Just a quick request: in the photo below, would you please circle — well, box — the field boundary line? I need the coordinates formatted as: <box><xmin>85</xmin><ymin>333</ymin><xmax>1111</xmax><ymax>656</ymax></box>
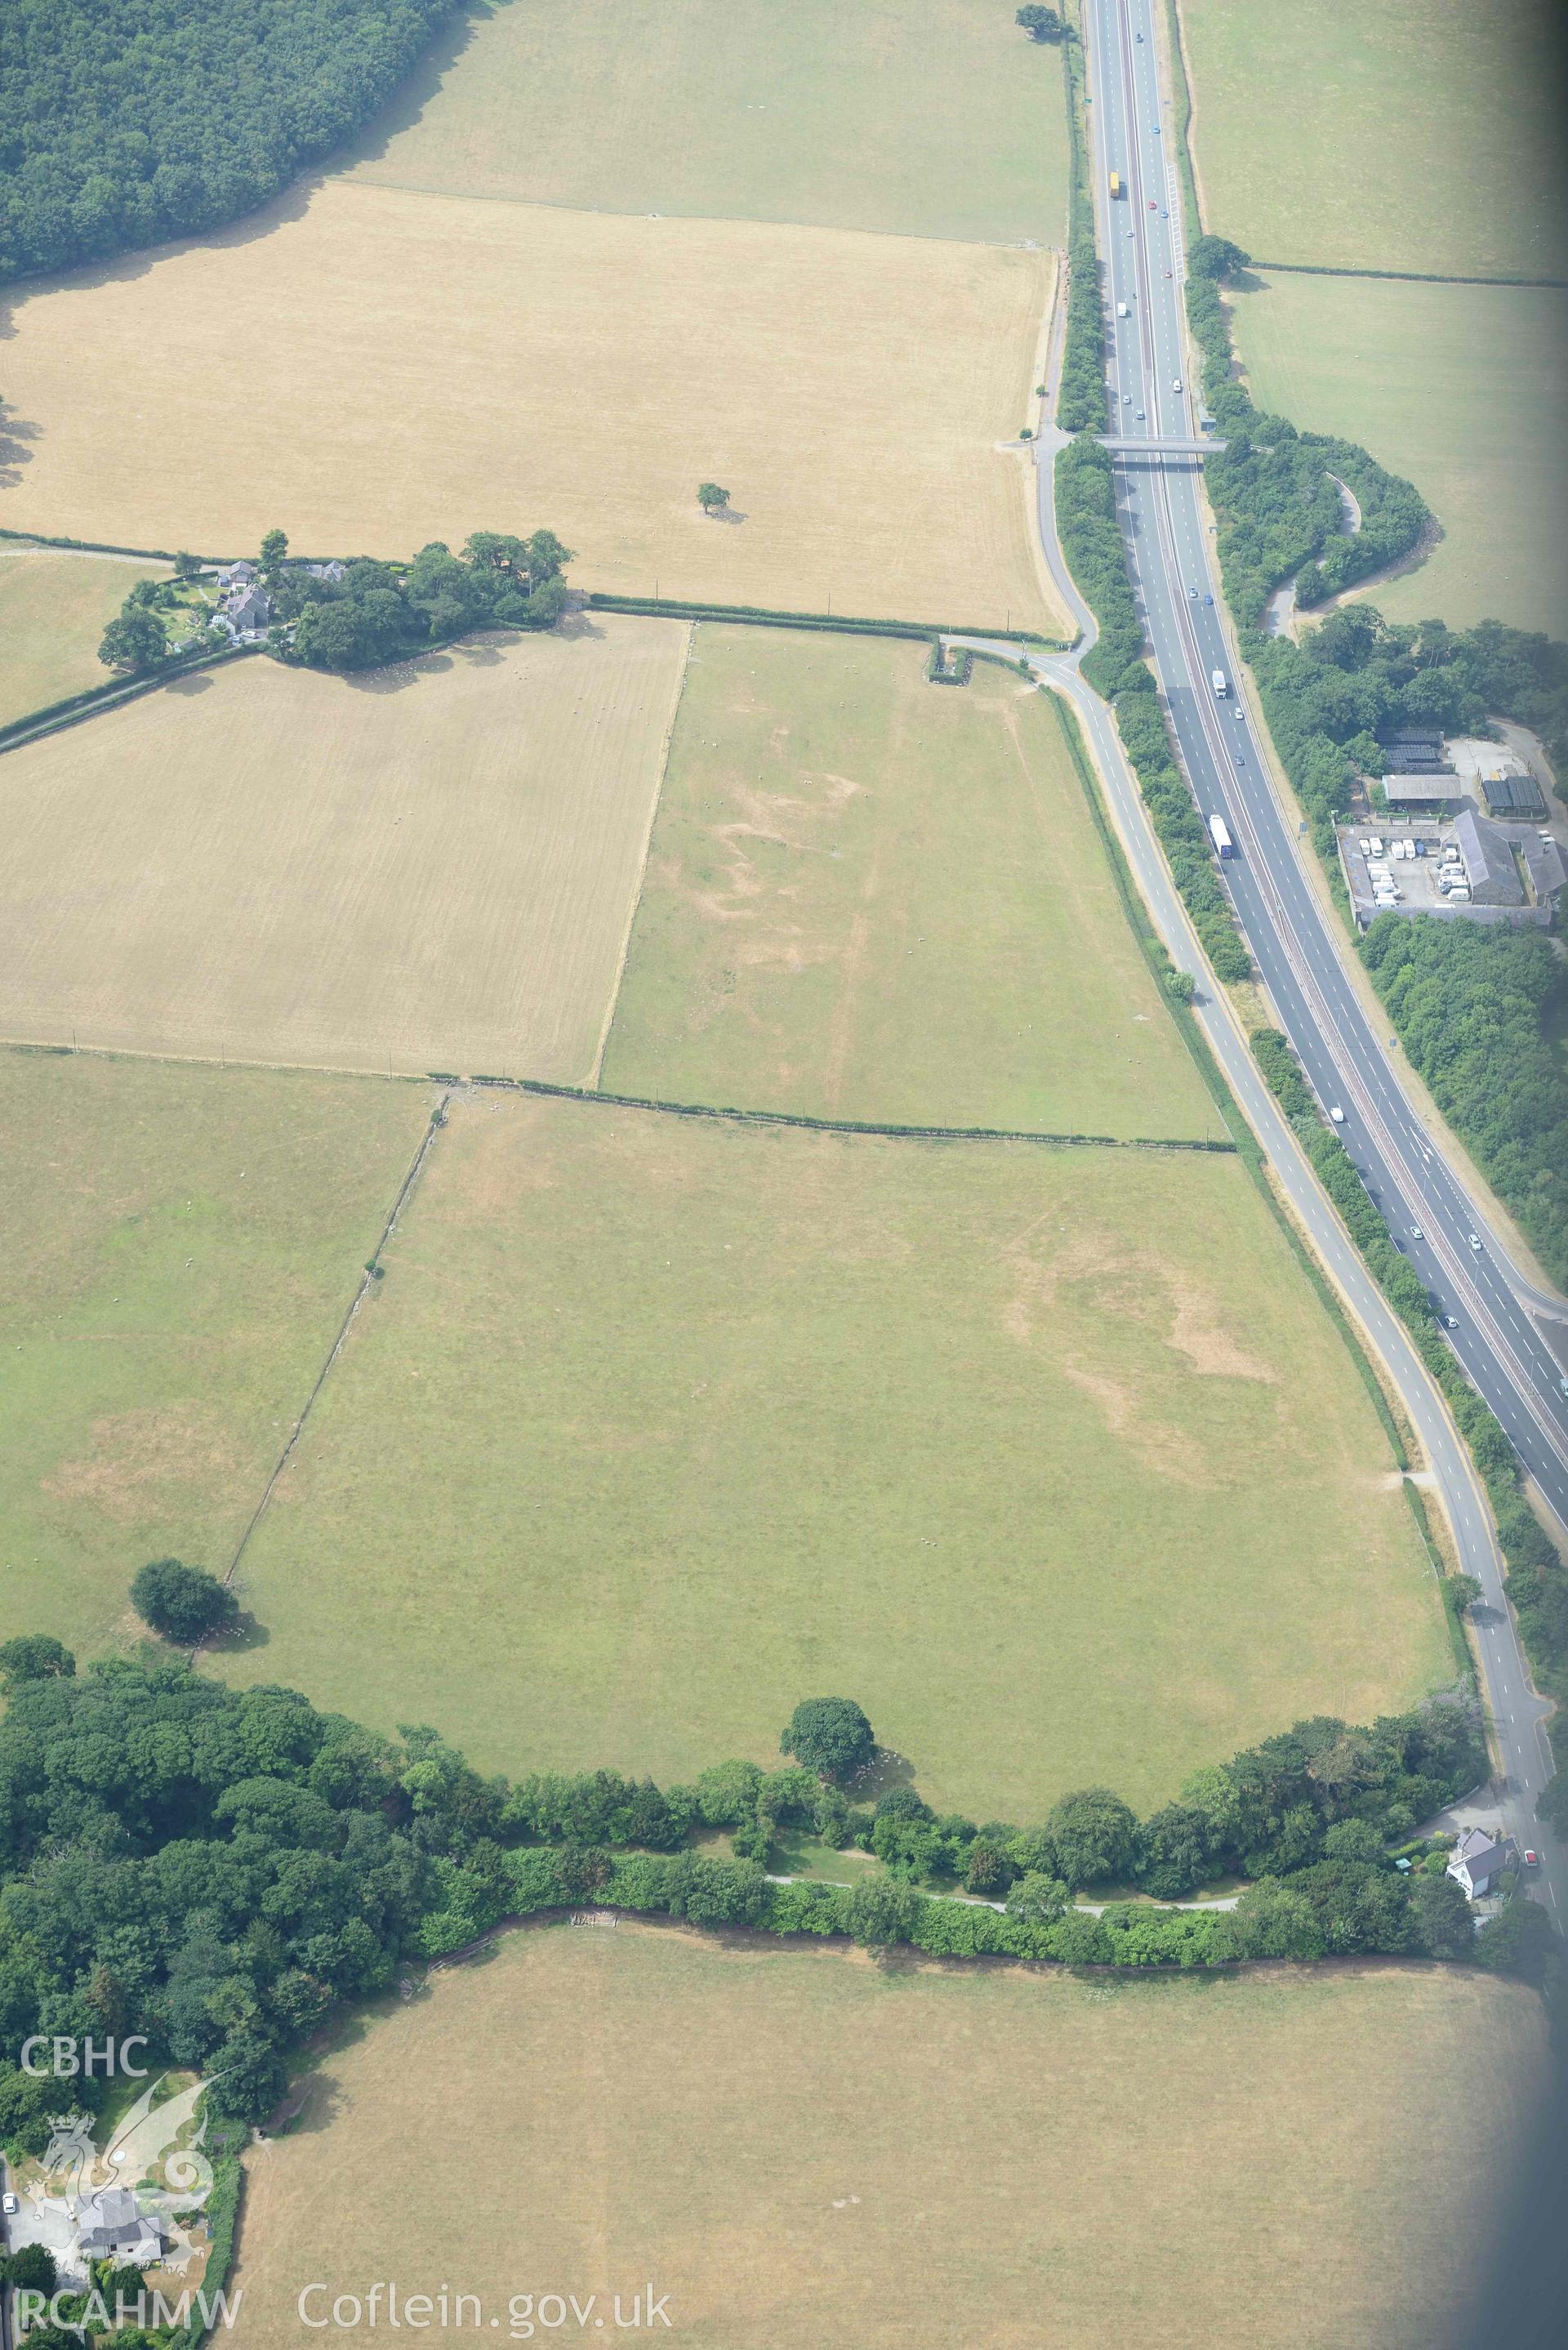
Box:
<box><xmin>586</xmin><ymin>591</ymin><xmax>1071</xmax><ymax>648</ymax></box>
<box><xmin>0</xmin><ymin>643</ymin><xmax>261</xmax><ymax>755</ymax></box>
<box><xmin>588</xmin><ymin>621</ymin><xmax>693</xmax><ymax>1089</ymax></box>
<box><xmin>461</xmin><ymin>1070</ymin><xmax>1235</xmax><ymax>1153</ymax></box>
<box><xmin>1245</xmin><ymin>259</ymin><xmax>1568</xmax><ymax>292</ymax></box>
<box><xmin>212</xmin><ymin>1088</ymin><xmax>451</xmax><ymax>1598</ymax></box>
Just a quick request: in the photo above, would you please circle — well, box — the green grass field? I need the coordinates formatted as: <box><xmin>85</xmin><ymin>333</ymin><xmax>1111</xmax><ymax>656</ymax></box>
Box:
<box><xmin>601</xmin><ymin>629</ymin><xmax>1214</xmax><ymax>1138</ymax></box>
<box><xmin>1180</xmin><ymin>0</ymin><xmax>1568</xmax><ymax>279</ymax></box>
<box><xmin>1232</xmin><ymin>274</ymin><xmax>1568</xmax><ymax>638</ymax></box>
<box><xmin>0</xmin><ymin>550</ymin><xmax>169</xmax><ymax>729</ymax></box>
<box><xmin>231</xmin><ymin>1924</ymin><xmax>1543</xmax><ymax>2350</ymax></box>
<box><xmin>348</xmin><ymin>0</ymin><xmax>1067</xmax><ymax>244</ymax></box>
<box><xmin>212</xmin><ymin>1089</ymin><xmax>1449</xmax><ymax>1822</ymax></box>
<box><xmin>0</xmin><ymin>1051</ymin><xmax>433</xmax><ymax>1665</ymax></box>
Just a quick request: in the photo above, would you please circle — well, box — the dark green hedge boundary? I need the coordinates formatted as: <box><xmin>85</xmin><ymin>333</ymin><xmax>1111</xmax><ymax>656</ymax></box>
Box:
<box><xmin>176</xmin><ymin>2145</ymin><xmax>243</xmax><ymax>2350</ymax></box>
<box><xmin>1249</xmin><ymin>260</ymin><xmax>1568</xmax><ymax>291</ymax></box>
<box><xmin>0</xmin><ymin>642</ymin><xmax>260</xmax><ymax>754</ymax></box>
<box><xmin>0</xmin><ymin>524</ymin><xmax>210</xmax><ymax>561</ymax></box>
<box><xmin>457</xmin><ymin>1070</ymin><xmax>1235</xmax><ymax>1156</ymax></box>
<box><xmin>1252</xmin><ymin>1025</ymin><xmax>1568</xmax><ymax>1703</ymax></box>
<box><xmin>1049</xmin><ymin>693</ymin><xmax>1409</xmax><ymax>1465</ymax></box>
<box><xmin>586</xmin><ymin>591</ymin><xmax>1066</xmax><ymax>649</ymax></box>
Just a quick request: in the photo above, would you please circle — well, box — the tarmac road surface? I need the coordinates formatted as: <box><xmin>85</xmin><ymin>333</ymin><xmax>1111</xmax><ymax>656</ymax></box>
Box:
<box><xmin>955</xmin><ymin>0</ymin><xmax>1565</xmax><ymax>1925</ymax></box>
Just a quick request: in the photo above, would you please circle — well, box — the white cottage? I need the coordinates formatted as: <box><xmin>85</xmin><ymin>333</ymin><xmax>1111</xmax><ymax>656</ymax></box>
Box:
<box><xmin>1446</xmin><ymin>1827</ymin><xmax>1514</xmax><ymax>1900</ymax></box>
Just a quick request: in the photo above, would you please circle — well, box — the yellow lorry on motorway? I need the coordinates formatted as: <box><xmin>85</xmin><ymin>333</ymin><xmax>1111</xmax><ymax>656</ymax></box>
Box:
<box><xmin>1109</xmin><ymin>171</ymin><xmax>1123</xmax><ymax>198</ymax></box>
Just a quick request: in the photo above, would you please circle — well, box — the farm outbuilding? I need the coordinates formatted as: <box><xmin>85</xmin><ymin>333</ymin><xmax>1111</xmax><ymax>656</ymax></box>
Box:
<box><xmin>1480</xmin><ymin>771</ymin><xmax>1546</xmax><ymax>818</ymax></box>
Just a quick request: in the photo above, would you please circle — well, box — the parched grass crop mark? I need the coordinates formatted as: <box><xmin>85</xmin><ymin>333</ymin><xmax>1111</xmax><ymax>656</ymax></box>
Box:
<box><xmin>208</xmin><ymin>1089</ymin><xmax>453</xmax><ymax>1610</ymax></box>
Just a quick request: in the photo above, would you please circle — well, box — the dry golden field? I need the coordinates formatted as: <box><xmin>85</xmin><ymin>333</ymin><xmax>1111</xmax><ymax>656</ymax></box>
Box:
<box><xmin>0</xmin><ymin>618</ymin><xmax>687</xmax><ymax>1078</ymax></box>
<box><xmin>0</xmin><ymin>548</ymin><xmax>168</xmax><ymax>726</ymax></box>
<box><xmin>229</xmin><ymin>1923</ymin><xmax>1543</xmax><ymax>2350</ymax></box>
<box><xmin>0</xmin><ymin>184</ymin><xmax>1060</xmax><ymax>632</ymax></box>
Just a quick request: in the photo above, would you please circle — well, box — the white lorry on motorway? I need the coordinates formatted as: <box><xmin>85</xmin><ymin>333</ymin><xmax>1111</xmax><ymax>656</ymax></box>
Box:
<box><xmin>1207</xmin><ymin>812</ymin><xmax>1235</xmax><ymax>859</ymax></box>
<box><xmin>1210</xmin><ymin>668</ymin><xmax>1228</xmax><ymax>697</ymax></box>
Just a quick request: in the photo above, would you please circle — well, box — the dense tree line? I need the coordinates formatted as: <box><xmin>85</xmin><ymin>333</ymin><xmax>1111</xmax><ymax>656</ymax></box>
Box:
<box><xmin>0</xmin><ymin>1</ymin><xmax>459</xmax><ymax>284</ymax></box>
<box><xmin>0</xmin><ymin>1630</ymin><xmax>1530</xmax><ymax>2147</ymax></box>
<box><xmin>1049</xmin><ymin>84</ymin><xmax>1245</xmax><ymax>988</ymax></box>
<box><xmin>1053</xmin><ymin>38</ymin><xmax>1106</xmax><ymax>435</ymax></box>
<box><xmin>1184</xmin><ymin>239</ymin><xmax>1429</xmax><ymax>627</ymax></box>
<box><xmin>1056</xmin><ymin>435</ymin><xmax>1245</xmax><ymax>976</ymax></box>
<box><xmin>1054</xmin><ymin>437</ymin><xmax>1248</xmax><ymax>981</ymax></box>
<box><xmin>1362</xmin><ymin>918</ymin><xmax>1568</xmax><ymax>1289</ymax></box>
<box><xmin>279</xmin><ymin>529</ymin><xmax>573</xmax><ymax>671</ymax></box>
<box><xmin>1056</xmin><ymin>435</ymin><xmax>1140</xmax><ymax>696</ymax></box>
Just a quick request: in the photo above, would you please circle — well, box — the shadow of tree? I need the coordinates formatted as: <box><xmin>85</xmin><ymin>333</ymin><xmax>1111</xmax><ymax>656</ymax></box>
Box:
<box><xmin>0</xmin><ymin>404</ymin><xmax>42</xmax><ymax>490</ymax></box>
<box><xmin>328</xmin><ymin>1</ymin><xmax>508</xmax><ymax>180</ymax></box>
<box><xmin>213</xmin><ymin>1609</ymin><xmax>270</xmax><ymax>1652</ymax></box>
<box><xmin>847</xmin><ymin>1746</ymin><xmax>917</xmax><ymax>1801</ymax></box>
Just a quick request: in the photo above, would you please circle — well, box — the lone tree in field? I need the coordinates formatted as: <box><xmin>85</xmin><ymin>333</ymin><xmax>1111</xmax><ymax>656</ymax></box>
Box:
<box><xmin>131</xmin><ymin>1558</ymin><xmax>240</xmax><ymax>1645</ymax></box>
<box><xmin>1015</xmin><ymin>6</ymin><xmax>1064</xmax><ymax>41</ymax></box>
<box><xmin>697</xmin><ymin>482</ymin><xmax>731</xmax><ymax>518</ymax></box>
<box><xmin>98</xmin><ymin>604</ymin><xmax>167</xmax><ymax>674</ymax></box>
<box><xmin>780</xmin><ymin>1697</ymin><xmax>874</xmax><ymax>1784</ymax></box>
<box><xmin>258</xmin><ymin>527</ymin><xmax>289</xmax><ymax>582</ymax></box>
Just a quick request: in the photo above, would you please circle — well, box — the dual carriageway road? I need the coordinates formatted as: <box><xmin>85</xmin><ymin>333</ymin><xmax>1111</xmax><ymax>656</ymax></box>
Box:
<box><xmin>960</xmin><ymin>0</ymin><xmax>1568</xmax><ymax>1920</ymax></box>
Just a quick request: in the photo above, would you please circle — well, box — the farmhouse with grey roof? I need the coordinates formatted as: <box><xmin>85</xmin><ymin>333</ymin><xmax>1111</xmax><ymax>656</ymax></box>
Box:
<box><xmin>75</xmin><ymin>2186</ymin><xmax>172</xmax><ymax>2262</ymax></box>
<box><xmin>1446</xmin><ymin>1827</ymin><xmax>1515</xmax><ymax>1900</ymax></box>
